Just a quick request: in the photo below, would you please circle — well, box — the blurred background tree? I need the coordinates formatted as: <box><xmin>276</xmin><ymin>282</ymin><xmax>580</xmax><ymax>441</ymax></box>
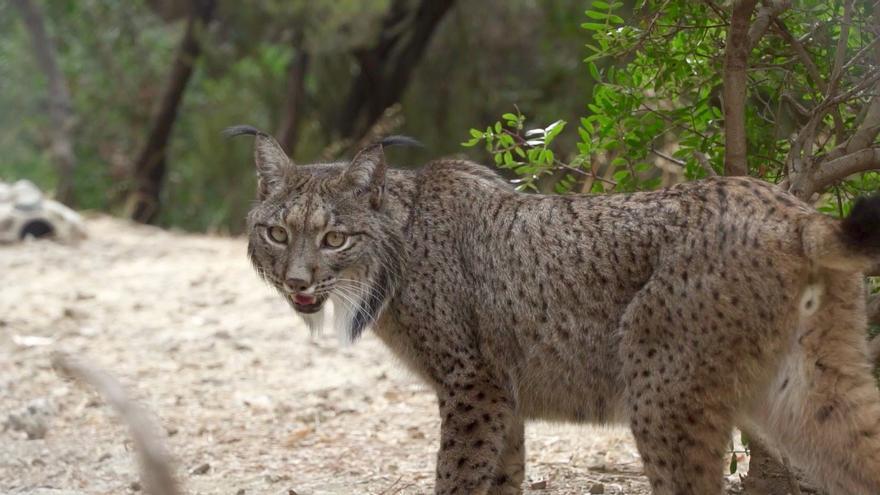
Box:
<box><xmin>0</xmin><ymin>0</ymin><xmax>593</xmax><ymax>232</ymax></box>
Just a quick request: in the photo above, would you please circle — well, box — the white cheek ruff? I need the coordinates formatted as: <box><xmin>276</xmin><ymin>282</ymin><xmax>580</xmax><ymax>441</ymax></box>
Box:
<box><xmin>328</xmin><ymin>269</ymin><xmax>390</xmax><ymax>344</ymax></box>
<box><xmin>300</xmin><ymin>310</ymin><xmax>325</xmax><ymax>337</ymax></box>
<box><xmin>330</xmin><ymin>294</ymin><xmax>360</xmax><ymax>345</ymax></box>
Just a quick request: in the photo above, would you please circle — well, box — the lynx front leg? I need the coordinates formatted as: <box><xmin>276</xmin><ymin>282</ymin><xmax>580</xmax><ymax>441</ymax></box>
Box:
<box><xmin>435</xmin><ymin>382</ymin><xmax>515</xmax><ymax>495</ymax></box>
<box><xmin>488</xmin><ymin>416</ymin><xmax>525</xmax><ymax>495</ymax></box>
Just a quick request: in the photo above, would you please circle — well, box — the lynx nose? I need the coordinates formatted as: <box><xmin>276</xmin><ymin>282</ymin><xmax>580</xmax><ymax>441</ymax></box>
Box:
<box><xmin>285</xmin><ymin>277</ymin><xmax>311</xmax><ymax>293</ymax></box>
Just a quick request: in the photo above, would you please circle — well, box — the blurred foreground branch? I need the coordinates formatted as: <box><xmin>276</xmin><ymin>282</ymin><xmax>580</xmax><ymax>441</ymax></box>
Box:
<box><xmin>52</xmin><ymin>352</ymin><xmax>181</xmax><ymax>495</ymax></box>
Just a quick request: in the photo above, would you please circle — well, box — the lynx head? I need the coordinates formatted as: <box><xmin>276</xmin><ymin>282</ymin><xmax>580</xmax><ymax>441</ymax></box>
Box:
<box><xmin>227</xmin><ymin>126</ymin><xmax>405</xmax><ymax>342</ymax></box>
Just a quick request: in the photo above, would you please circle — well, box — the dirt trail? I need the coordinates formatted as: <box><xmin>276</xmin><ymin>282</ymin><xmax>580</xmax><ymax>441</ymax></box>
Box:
<box><xmin>0</xmin><ymin>216</ymin><xmax>742</xmax><ymax>494</ymax></box>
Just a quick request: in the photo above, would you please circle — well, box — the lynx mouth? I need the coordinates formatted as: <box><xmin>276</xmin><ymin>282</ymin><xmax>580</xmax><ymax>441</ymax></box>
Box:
<box><xmin>290</xmin><ymin>293</ymin><xmax>327</xmax><ymax>314</ymax></box>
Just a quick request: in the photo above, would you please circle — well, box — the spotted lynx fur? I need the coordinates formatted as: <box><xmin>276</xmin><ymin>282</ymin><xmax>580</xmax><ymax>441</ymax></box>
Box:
<box><xmin>229</xmin><ymin>125</ymin><xmax>880</xmax><ymax>495</ymax></box>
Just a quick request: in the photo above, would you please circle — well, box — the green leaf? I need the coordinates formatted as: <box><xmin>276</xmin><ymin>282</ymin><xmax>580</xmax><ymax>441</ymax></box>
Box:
<box><xmin>588</xmin><ymin>62</ymin><xmax>601</xmax><ymax>81</ymax></box>
<box><xmin>545</xmin><ymin>120</ymin><xmax>567</xmax><ymax>140</ymax></box>
<box><xmin>581</xmin><ymin>22</ymin><xmax>608</xmax><ymax>31</ymax></box>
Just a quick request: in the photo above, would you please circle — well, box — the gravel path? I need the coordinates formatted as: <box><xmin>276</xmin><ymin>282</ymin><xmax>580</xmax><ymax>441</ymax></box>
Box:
<box><xmin>0</xmin><ymin>216</ymin><xmax>745</xmax><ymax>494</ymax></box>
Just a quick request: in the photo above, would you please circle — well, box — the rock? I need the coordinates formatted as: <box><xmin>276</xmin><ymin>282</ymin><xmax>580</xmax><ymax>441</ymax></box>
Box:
<box><xmin>530</xmin><ymin>479</ymin><xmax>548</xmax><ymax>489</ymax></box>
<box><xmin>129</xmin><ymin>480</ymin><xmax>142</xmax><ymax>491</ymax></box>
<box><xmin>191</xmin><ymin>462</ymin><xmax>211</xmax><ymax>475</ymax></box>
<box><xmin>589</xmin><ymin>481</ymin><xmax>606</xmax><ymax>494</ymax></box>
<box><xmin>4</xmin><ymin>398</ymin><xmax>53</xmax><ymax>440</ymax></box>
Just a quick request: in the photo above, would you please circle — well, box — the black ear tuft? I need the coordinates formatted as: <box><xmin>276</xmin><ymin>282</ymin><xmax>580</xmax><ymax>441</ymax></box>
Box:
<box><xmin>222</xmin><ymin>125</ymin><xmax>267</xmax><ymax>139</ymax></box>
<box><xmin>379</xmin><ymin>135</ymin><xmax>423</xmax><ymax>149</ymax></box>
<box><xmin>841</xmin><ymin>195</ymin><xmax>880</xmax><ymax>251</ymax></box>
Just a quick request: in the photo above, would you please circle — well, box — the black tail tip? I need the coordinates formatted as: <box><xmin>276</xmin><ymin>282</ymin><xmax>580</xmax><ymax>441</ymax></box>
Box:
<box><xmin>841</xmin><ymin>195</ymin><xmax>880</xmax><ymax>250</ymax></box>
<box><xmin>222</xmin><ymin>125</ymin><xmax>268</xmax><ymax>139</ymax></box>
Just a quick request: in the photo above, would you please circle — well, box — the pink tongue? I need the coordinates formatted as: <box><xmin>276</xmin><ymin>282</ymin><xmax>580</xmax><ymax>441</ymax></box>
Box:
<box><xmin>294</xmin><ymin>294</ymin><xmax>316</xmax><ymax>305</ymax></box>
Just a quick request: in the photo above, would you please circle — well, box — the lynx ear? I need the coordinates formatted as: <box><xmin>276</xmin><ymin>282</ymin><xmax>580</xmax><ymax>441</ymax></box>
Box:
<box><xmin>223</xmin><ymin>125</ymin><xmax>293</xmax><ymax>198</ymax></box>
<box><xmin>341</xmin><ymin>143</ymin><xmax>385</xmax><ymax>209</ymax></box>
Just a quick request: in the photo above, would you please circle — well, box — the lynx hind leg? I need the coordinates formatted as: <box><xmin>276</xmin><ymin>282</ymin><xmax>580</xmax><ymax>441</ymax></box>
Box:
<box><xmin>620</xmin><ymin>280</ymin><xmax>737</xmax><ymax>495</ymax></box>
<box><xmin>749</xmin><ymin>273</ymin><xmax>880</xmax><ymax>495</ymax></box>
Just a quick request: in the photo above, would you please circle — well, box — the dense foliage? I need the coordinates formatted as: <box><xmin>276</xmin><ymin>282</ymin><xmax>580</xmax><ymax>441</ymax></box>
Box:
<box><xmin>466</xmin><ymin>0</ymin><xmax>880</xmax><ymax>218</ymax></box>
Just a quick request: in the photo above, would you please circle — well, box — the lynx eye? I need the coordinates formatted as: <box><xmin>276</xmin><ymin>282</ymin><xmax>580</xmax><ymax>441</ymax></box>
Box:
<box><xmin>323</xmin><ymin>231</ymin><xmax>347</xmax><ymax>249</ymax></box>
<box><xmin>267</xmin><ymin>226</ymin><xmax>288</xmax><ymax>244</ymax></box>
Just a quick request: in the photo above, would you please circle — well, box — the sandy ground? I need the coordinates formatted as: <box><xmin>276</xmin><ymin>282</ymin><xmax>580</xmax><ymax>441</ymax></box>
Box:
<box><xmin>0</xmin><ymin>216</ymin><xmax>746</xmax><ymax>494</ymax></box>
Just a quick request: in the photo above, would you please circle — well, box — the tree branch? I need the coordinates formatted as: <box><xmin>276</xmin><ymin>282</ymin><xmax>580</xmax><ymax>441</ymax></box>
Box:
<box><xmin>809</xmin><ymin>147</ymin><xmax>880</xmax><ymax>194</ymax></box>
<box><xmin>723</xmin><ymin>0</ymin><xmax>759</xmax><ymax>176</ymax></box>
<box><xmin>773</xmin><ymin>18</ymin><xmax>824</xmax><ymax>91</ymax></box>
<box><xmin>275</xmin><ymin>33</ymin><xmax>310</xmax><ymax>156</ymax></box>
<box><xmin>748</xmin><ymin>0</ymin><xmax>790</xmax><ymax>50</ymax></box>
<box><xmin>828</xmin><ymin>0</ymin><xmax>855</xmax><ymax>98</ymax></box>
<box><xmin>126</xmin><ymin>0</ymin><xmax>215</xmax><ymax>223</ymax></box>
<box><xmin>335</xmin><ymin>0</ymin><xmax>456</xmax><ymax>144</ymax></box>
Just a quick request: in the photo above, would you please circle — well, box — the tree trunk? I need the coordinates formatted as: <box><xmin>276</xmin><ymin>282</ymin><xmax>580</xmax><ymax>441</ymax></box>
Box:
<box><xmin>126</xmin><ymin>0</ymin><xmax>215</xmax><ymax>224</ymax></box>
<box><xmin>12</xmin><ymin>0</ymin><xmax>77</xmax><ymax>206</ymax></box>
<box><xmin>722</xmin><ymin>0</ymin><xmax>758</xmax><ymax>176</ymax></box>
<box><xmin>275</xmin><ymin>35</ymin><xmax>310</xmax><ymax>156</ymax></box>
<box><xmin>334</xmin><ymin>0</ymin><xmax>456</xmax><ymax>147</ymax></box>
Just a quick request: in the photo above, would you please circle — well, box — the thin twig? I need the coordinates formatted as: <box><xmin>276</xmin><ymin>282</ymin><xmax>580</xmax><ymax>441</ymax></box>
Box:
<box><xmin>650</xmin><ymin>148</ymin><xmax>686</xmax><ymax>166</ymax></box>
<box><xmin>555</xmin><ymin>161</ymin><xmax>618</xmax><ymax>186</ymax></box>
<box><xmin>694</xmin><ymin>151</ymin><xmax>719</xmax><ymax>176</ymax></box>
<box><xmin>748</xmin><ymin>0</ymin><xmax>791</xmax><ymax>49</ymax></box>
<box><xmin>772</xmin><ymin>18</ymin><xmax>825</xmax><ymax>91</ymax></box>
<box><xmin>828</xmin><ymin>0</ymin><xmax>856</xmax><ymax>98</ymax></box>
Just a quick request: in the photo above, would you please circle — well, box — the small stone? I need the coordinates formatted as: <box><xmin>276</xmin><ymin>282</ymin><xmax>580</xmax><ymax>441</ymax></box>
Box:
<box><xmin>235</xmin><ymin>490</ymin><xmax>245</xmax><ymax>495</ymax></box>
<box><xmin>130</xmin><ymin>480</ymin><xmax>142</xmax><ymax>491</ymax></box>
<box><xmin>98</xmin><ymin>452</ymin><xmax>112</xmax><ymax>462</ymax></box>
<box><xmin>5</xmin><ymin>398</ymin><xmax>53</xmax><ymax>439</ymax></box>
<box><xmin>191</xmin><ymin>462</ymin><xmax>211</xmax><ymax>475</ymax></box>
<box><xmin>530</xmin><ymin>479</ymin><xmax>548</xmax><ymax>489</ymax></box>
<box><xmin>589</xmin><ymin>482</ymin><xmax>605</xmax><ymax>494</ymax></box>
